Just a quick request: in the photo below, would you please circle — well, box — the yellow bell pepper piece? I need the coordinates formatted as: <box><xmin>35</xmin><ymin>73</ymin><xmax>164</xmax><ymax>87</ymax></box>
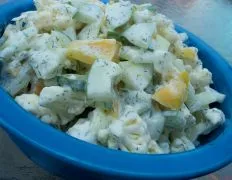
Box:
<box><xmin>178</xmin><ymin>71</ymin><xmax>189</xmax><ymax>85</ymax></box>
<box><xmin>152</xmin><ymin>71</ymin><xmax>189</xmax><ymax>110</ymax></box>
<box><xmin>180</xmin><ymin>47</ymin><xmax>197</xmax><ymax>61</ymax></box>
<box><xmin>66</xmin><ymin>39</ymin><xmax>120</xmax><ymax>64</ymax></box>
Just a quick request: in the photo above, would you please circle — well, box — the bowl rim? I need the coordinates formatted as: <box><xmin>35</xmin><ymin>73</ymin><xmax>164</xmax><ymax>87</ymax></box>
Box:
<box><xmin>0</xmin><ymin>0</ymin><xmax>232</xmax><ymax>179</ymax></box>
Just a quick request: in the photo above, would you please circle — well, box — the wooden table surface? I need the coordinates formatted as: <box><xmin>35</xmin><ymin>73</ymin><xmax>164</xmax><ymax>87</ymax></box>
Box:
<box><xmin>0</xmin><ymin>0</ymin><xmax>232</xmax><ymax>179</ymax></box>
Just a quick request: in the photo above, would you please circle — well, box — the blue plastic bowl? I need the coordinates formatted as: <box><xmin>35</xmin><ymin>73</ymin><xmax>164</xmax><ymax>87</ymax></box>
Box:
<box><xmin>0</xmin><ymin>0</ymin><xmax>232</xmax><ymax>179</ymax></box>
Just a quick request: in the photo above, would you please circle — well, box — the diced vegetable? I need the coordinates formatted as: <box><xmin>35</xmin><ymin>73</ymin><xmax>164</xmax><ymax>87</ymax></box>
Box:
<box><xmin>149</xmin><ymin>35</ymin><xmax>170</xmax><ymax>51</ymax></box>
<box><xmin>56</xmin><ymin>74</ymin><xmax>87</xmax><ymax>91</ymax></box>
<box><xmin>158</xmin><ymin>131</ymin><xmax>171</xmax><ymax>153</ymax></box>
<box><xmin>68</xmin><ymin>108</ymin><xmax>113</xmax><ymax>144</ymax></box>
<box><xmin>171</xmin><ymin>135</ymin><xmax>195</xmax><ymax>153</ymax></box>
<box><xmin>34</xmin><ymin>2</ymin><xmax>77</xmax><ymax>31</ymax></box>
<box><xmin>152</xmin><ymin>75</ymin><xmax>188</xmax><ymax>110</ymax></box>
<box><xmin>180</xmin><ymin>47</ymin><xmax>197</xmax><ymax>62</ymax></box>
<box><xmin>49</xmin><ymin>31</ymin><xmax>72</xmax><ymax>48</ymax></box>
<box><xmin>186</xmin><ymin>86</ymin><xmax>225</xmax><ymax>113</ymax></box>
<box><xmin>0</xmin><ymin>63</ymin><xmax>33</xmax><ymax>96</ymax></box>
<box><xmin>105</xmin><ymin>1</ymin><xmax>133</xmax><ymax>30</ymax></box>
<box><xmin>29</xmin><ymin>49</ymin><xmax>65</xmax><ymax>79</ymax></box>
<box><xmin>142</xmin><ymin>110</ymin><xmax>165</xmax><ymax>140</ymax></box>
<box><xmin>73</xmin><ymin>3</ymin><xmax>103</xmax><ymax>24</ymax></box>
<box><xmin>202</xmin><ymin>108</ymin><xmax>225</xmax><ymax>134</ymax></box>
<box><xmin>77</xmin><ymin>7</ymin><xmax>104</xmax><ymax>41</ymax></box>
<box><xmin>107</xmin><ymin>31</ymin><xmax>132</xmax><ymax>45</ymax></box>
<box><xmin>39</xmin><ymin>86</ymin><xmax>86</xmax><ymax>125</ymax></box>
<box><xmin>121</xmin><ymin>90</ymin><xmax>152</xmax><ymax>114</ymax></box>
<box><xmin>30</xmin><ymin>33</ymin><xmax>51</xmax><ymax>50</ymax></box>
<box><xmin>163</xmin><ymin>104</ymin><xmax>196</xmax><ymax>130</ymax></box>
<box><xmin>120</xmin><ymin>47</ymin><xmax>175</xmax><ymax>76</ymax></box>
<box><xmin>15</xmin><ymin>94</ymin><xmax>58</xmax><ymax>124</ymax></box>
<box><xmin>186</xmin><ymin>108</ymin><xmax>225</xmax><ymax>142</ymax></box>
<box><xmin>66</xmin><ymin>39</ymin><xmax>120</xmax><ymax>64</ymax></box>
<box><xmin>190</xmin><ymin>66</ymin><xmax>212</xmax><ymax>89</ymax></box>
<box><xmin>0</xmin><ymin>25</ymin><xmax>37</xmax><ymax>60</ymax></box>
<box><xmin>160</xmin><ymin>26</ymin><xmax>180</xmax><ymax>43</ymax></box>
<box><xmin>119</xmin><ymin>61</ymin><xmax>153</xmax><ymax>90</ymax></box>
<box><xmin>77</xmin><ymin>21</ymin><xmax>101</xmax><ymax>40</ymax></box>
<box><xmin>87</xmin><ymin>59</ymin><xmax>122</xmax><ymax>102</ymax></box>
<box><xmin>107</xmin><ymin>106</ymin><xmax>161</xmax><ymax>153</ymax></box>
<box><xmin>122</xmin><ymin>23</ymin><xmax>156</xmax><ymax>49</ymax></box>
<box><xmin>62</xmin><ymin>26</ymin><xmax>77</xmax><ymax>41</ymax></box>
<box><xmin>152</xmin><ymin>51</ymin><xmax>175</xmax><ymax>75</ymax></box>
<box><xmin>133</xmin><ymin>8</ymin><xmax>153</xmax><ymax>24</ymax></box>
<box><xmin>120</xmin><ymin>46</ymin><xmax>154</xmax><ymax>63</ymax></box>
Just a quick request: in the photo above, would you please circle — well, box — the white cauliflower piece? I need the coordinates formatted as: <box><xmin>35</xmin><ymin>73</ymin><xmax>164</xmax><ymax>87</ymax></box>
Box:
<box><xmin>187</xmin><ymin>87</ymin><xmax>225</xmax><ymax>113</ymax></box>
<box><xmin>186</xmin><ymin>108</ymin><xmax>225</xmax><ymax>142</ymax></box>
<box><xmin>34</xmin><ymin>1</ymin><xmax>77</xmax><ymax>31</ymax></box>
<box><xmin>106</xmin><ymin>106</ymin><xmax>162</xmax><ymax>154</ymax></box>
<box><xmin>15</xmin><ymin>94</ymin><xmax>58</xmax><ymax>124</ymax></box>
<box><xmin>170</xmin><ymin>135</ymin><xmax>195</xmax><ymax>153</ymax></box>
<box><xmin>190</xmin><ymin>66</ymin><xmax>212</xmax><ymax>89</ymax></box>
<box><xmin>133</xmin><ymin>7</ymin><xmax>154</xmax><ymax>23</ymax></box>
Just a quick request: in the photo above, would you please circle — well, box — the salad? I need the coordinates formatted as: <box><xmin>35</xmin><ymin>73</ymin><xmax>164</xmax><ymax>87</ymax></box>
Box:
<box><xmin>0</xmin><ymin>0</ymin><xmax>226</xmax><ymax>154</ymax></box>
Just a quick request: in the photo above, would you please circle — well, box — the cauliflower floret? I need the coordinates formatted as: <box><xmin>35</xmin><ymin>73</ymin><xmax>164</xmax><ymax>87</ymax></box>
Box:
<box><xmin>34</xmin><ymin>0</ymin><xmax>77</xmax><ymax>31</ymax></box>
<box><xmin>39</xmin><ymin>86</ymin><xmax>86</xmax><ymax>125</ymax></box>
<box><xmin>171</xmin><ymin>136</ymin><xmax>195</xmax><ymax>153</ymax></box>
<box><xmin>104</xmin><ymin>106</ymin><xmax>162</xmax><ymax>154</ymax></box>
<box><xmin>203</xmin><ymin>108</ymin><xmax>225</xmax><ymax>129</ymax></box>
<box><xmin>170</xmin><ymin>132</ymin><xmax>195</xmax><ymax>153</ymax></box>
<box><xmin>190</xmin><ymin>66</ymin><xmax>212</xmax><ymax>89</ymax></box>
<box><xmin>133</xmin><ymin>4</ymin><xmax>155</xmax><ymax>24</ymax></box>
<box><xmin>186</xmin><ymin>108</ymin><xmax>225</xmax><ymax>142</ymax></box>
<box><xmin>151</xmin><ymin>14</ymin><xmax>172</xmax><ymax>31</ymax></box>
<box><xmin>15</xmin><ymin>94</ymin><xmax>58</xmax><ymax>124</ymax></box>
<box><xmin>186</xmin><ymin>86</ymin><xmax>225</xmax><ymax>113</ymax></box>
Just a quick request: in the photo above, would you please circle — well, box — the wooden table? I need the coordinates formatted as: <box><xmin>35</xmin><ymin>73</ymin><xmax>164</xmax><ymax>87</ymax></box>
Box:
<box><xmin>1</xmin><ymin>0</ymin><xmax>232</xmax><ymax>179</ymax></box>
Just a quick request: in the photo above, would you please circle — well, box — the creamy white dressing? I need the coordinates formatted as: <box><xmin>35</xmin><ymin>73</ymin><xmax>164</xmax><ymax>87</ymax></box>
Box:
<box><xmin>0</xmin><ymin>0</ymin><xmax>226</xmax><ymax>154</ymax></box>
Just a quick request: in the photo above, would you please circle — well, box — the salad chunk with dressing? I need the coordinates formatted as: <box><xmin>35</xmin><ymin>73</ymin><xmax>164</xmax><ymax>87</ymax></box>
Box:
<box><xmin>0</xmin><ymin>0</ymin><xmax>226</xmax><ymax>154</ymax></box>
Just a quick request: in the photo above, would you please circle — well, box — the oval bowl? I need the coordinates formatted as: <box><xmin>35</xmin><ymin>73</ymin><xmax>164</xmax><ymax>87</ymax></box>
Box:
<box><xmin>0</xmin><ymin>0</ymin><xmax>232</xmax><ymax>179</ymax></box>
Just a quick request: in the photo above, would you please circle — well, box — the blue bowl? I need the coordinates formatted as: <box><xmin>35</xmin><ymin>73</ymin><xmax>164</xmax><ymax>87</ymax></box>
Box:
<box><xmin>0</xmin><ymin>0</ymin><xmax>232</xmax><ymax>179</ymax></box>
